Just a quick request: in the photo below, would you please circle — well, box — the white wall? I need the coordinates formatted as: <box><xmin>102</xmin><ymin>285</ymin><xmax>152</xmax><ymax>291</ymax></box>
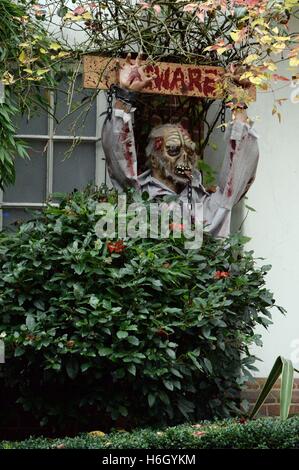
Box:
<box><xmin>205</xmin><ymin>48</ymin><xmax>299</xmax><ymax>377</ymax></box>
<box><xmin>243</xmin><ymin>72</ymin><xmax>299</xmax><ymax>377</ymax></box>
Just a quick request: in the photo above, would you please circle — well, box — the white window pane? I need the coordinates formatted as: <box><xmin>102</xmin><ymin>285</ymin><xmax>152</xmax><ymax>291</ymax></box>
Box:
<box><xmin>15</xmin><ymin>102</ymin><xmax>48</xmax><ymax>135</ymax></box>
<box><xmin>3</xmin><ymin>141</ymin><xmax>47</xmax><ymax>203</ymax></box>
<box><xmin>53</xmin><ymin>142</ymin><xmax>95</xmax><ymax>193</ymax></box>
<box><xmin>54</xmin><ymin>76</ymin><xmax>96</xmax><ymax>137</ymax></box>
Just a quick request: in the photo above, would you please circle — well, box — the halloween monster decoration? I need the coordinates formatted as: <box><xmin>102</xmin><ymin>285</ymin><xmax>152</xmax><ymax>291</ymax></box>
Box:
<box><xmin>102</xmin><ymin>55</ymin><xmax>259</xmax><ymax>237</ymax></box>
<box><xmin>146</xmin><ymin>124</ymin><xmax>197</xmax><ymax>192</ymax></box>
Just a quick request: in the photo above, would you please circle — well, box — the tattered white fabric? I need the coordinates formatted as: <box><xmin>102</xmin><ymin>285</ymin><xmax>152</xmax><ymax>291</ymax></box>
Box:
<box><xmin>102</xmin><ymin>107</ymin><xmax>259</xmax><ymax>238</ymax></box>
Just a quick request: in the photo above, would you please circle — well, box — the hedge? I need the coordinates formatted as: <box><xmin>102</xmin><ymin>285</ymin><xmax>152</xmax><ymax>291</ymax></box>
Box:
<box><xmin>1</xmin><ymin>418</ymin><xmax>299</xmax><ymax>449</ymax></box>
<box><xmin>0</xmin><ymin>186</ymin><xmax>282</xmax><ymax>432</ymax></box>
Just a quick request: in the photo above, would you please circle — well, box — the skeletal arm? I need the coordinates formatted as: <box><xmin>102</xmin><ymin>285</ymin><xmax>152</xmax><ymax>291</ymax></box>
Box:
<box><xmin>101</xmin><ymin>101</ymin><xmax>139</xmax><ymax>191</ymax></box>
<box><xmin>203</xmin><ymin>110</ymin><xmax>259</xmax><ymax>237</ymax></box>
<box><xmin>101</xmin><ymin>54</ymin><xmax>154</xmax><ymax>191</ymax></box>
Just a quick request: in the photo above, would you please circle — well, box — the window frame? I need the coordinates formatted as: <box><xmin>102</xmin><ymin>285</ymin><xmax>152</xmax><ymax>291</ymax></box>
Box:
<box><xmin>0</xmin><ymin>91</ymin><xmax>108</xmax><ymax>230</ymax></box>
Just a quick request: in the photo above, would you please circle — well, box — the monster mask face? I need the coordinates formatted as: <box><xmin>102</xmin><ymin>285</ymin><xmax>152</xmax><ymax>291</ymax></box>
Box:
<box><xmin>146</xmin><ymin>124</ymin><xmax>198</xmax><ymax>190</ymax></box>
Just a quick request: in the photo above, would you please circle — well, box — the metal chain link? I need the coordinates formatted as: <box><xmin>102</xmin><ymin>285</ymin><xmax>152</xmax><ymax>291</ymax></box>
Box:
<box><xmin>187</xmin><ymin>181</ymin><xmax>193</xmax><ymax>211</ymax></box>
<box><xmin>107</xmin><ymin>84</ymin><xmax>116</xmax><ymax>120</ymax></box>
<box><xmin>220</xmin><ymin>101</ymin><xmax>226</xmax><ymax>133</ymax></box>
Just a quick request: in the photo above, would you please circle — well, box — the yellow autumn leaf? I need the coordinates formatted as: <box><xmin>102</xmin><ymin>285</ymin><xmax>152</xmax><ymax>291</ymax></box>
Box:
<box><xmin>240</xmin><ymin>72</ymin><xmax>253</xmax><ymax>80</ymax></box>
<box><xmin>272</xmin><ymin>42</ymin><xmax>286</xmax><ymax>53</ymax></box>
<box><xmin>252</xmin><ymin>18</ymin><xmax>266</xmax><ymax>27</ymax></box>
<box><xmin>23</xmin><ymin>68</ymin><xmax>33</xmax><ymax>74</ymax></box>
<box><xmin>39</xmin><ymin>48</ymin><xmax>47</xmax><ymax>54</ymax></box>
<box><xmin>18</xmin><ymin>50</ymin><xmax>27</xmax><ymax>64</ymax></box>
<box><xmin>50</xmin><ymin>43</ymin><xmax>61</xmax><ymax>51</ymax></box>
<box><xmin>272</xmin><ymin>27</ymin><xmax>279</xmax><ymax>34</ymax></box>
<box><xmin>263</xmin><ymin>61</ymin><xmax>277</xmax><ymax>72</ymax></box>
<box><xmin>285</xmin><ymin>0</ymin><xmax>299</xmax><ymax>8</ymax></box>
<box><xmin>28</xmin><ymin>57</ymin><xmax>38</xmax><ymax>64</ymax></box>
<box><xmin>230</xmin><ymin>31</ymin><xmax>238</xmax><ymax>41</ymax></box>
<box><xmin>249</xmin><ymin>76</ymin><xmax>266</xmax><ymax>85</ymax></box>
<box><xmin>82</xmin><ymin>12</ymin><xmax>92</xmax><ymax>20</ymax></box>
<box><xmin>230</xmin><ymin>31</ymin><xmax>242</xmax><ymax>42</ymax></box>
<box><xmin>243</xmin><ymin>54</ymin><xmax>259</xmax><ymax>65</ymax></box>
<box><xmin>88</xmin><ymin>431</ymin><xmax>105</xmax><ymax>438</ymax></box>
<box><xmin>36</xmin><ymin>69</ymin><xmax>50</xmax><ymax>76</ymax></box>
<box><xmin>26</xmin><ymin>77</ymin><xmax>42</xmax><ymax>81</ymax></box>
<box><xmin>259</xmin><ymin>82</ymin><xmax>270</xmax><ymax>91</ymax></box>
<box><xmin>2</xmin><ymin>72</ymin><xmax>15</xmax><ymax>84</ymax></box>
<box><xmin>260</xmin><ymin>35</ymin><xmax>273</xmax><ymax>45</ymax></box>
<box><xmin>290</xmin><ymin>57</ymin><xmax>299</xmax><ymax>67</ymax></box>
<box><xmin>63</xmin><ymin>12</ymin><xmax>75</xmax><ymax>20</ymax></box>
<box><xmin>274</xmin><ymin>36</ymin><xmax>290</xmax><ymax>42</ymax></box>
<box><xmin>57</xmin><ymin>51</ymin><xmax>71</xmax><ymax>58</ymax></box>
<box><xmin>217</xmin><ymin>47</ymin><xmax>228</xmax><ymax>55</ymax></box>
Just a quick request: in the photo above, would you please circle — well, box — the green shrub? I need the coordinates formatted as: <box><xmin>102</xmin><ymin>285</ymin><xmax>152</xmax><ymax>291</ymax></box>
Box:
<box><xmin>0</xmin><ymin>187</ymin><xmax>283</xmax><ymax>432</ymax></box>
<box><xmin>2</xmin><ymin>418</ymin><xmax>299</xmax><ymax>449</ymax></box>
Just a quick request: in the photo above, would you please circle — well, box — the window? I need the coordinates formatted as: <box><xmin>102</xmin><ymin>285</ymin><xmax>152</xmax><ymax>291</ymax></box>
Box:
<box><xmin>0</xmin><ymin>81</ymin><xmax>109</xmax><ymax>230</ymax></box>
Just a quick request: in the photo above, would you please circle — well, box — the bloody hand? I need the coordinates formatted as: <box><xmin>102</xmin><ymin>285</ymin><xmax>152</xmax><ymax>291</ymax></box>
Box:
<box><xmin>118</xmin><ymin>53</ymin><xmax>155</xmax><ymax>92</ymax></box>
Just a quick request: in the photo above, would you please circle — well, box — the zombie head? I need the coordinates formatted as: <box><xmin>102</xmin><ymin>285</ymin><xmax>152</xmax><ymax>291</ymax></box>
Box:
<box><xmin>145</xmin><ymin>124</ymin><xmax>198</xmax><ymax>189</ymax></box>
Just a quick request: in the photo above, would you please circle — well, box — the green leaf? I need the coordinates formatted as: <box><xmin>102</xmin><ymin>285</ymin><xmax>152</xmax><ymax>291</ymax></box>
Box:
<box><xmin>33</xmin><ymin>299</ymin><xmax>45</xmax><ymax>311</ymax></box>
<box><xmin>25</xmin><ymin>314</ymin><xmax>36</xmax><ymax>331</ymax></box>
<box><xmin>202</xmin><ymin>326</ymin><xmax>212</xmax><ymax>339</ymax></box>
<box><xmin>119</xmin><ymin>405</ymin><xmax>128</xmax><ymax>417</ymax></box>
<box><xmin>187</xmin><ymin>352</ymin><xmax>202</xmax><ymax>371</ymax></box>
<box><xmin>66</xmin><ymin>357</ymin><xmax>79</xmax><ymax>380</ymax></box>
<box><xmin>127</xmin><ymin>336</ymin><xmax>139</xmax><ymax>346</ymax></box>
<box><xmin>73</xmin><ymin>283</ymin><xmax>84</xmax><ymax>300</ymax></box>
<box><xmin>280</xmin><ymin>357</ymin><xmax>294</xmax><ymax>420</ymax></box>
<box><xmin>14</xmin><ymin>347</ymin><xmax>24</xmax><ymax>357</ymax></box>
<box><xmin>170</xmin><ymin>367</ymin><xmax>183</xmax><ymax>378</ymax></box>
<box><xmin>81</xmin><ymin>363</ymin><xmax>91</xmax><ymax>373</ymax></box>
<box><xmin>74</xmin><ymin>264</ymin><xmax>85</xmax><ymax>275</ymax></box>
<box><xmin>203</xmin><ymin>358</ymin><xmax>213</xmax><ymax>374</ymax></box>
<box><xmin>117</xmin><ymin>331</ymin><xmax>128</xmax><ymax>339</ymax></box>
<box><xmin>128</xmin><ymin>364</ymin><xmax>136</xmax><ymax>376</ymax></box>
<box><xmin>166</xmin><ymin>348</ymin><xmax>176</xmax><ymax>360</ymax></box>
<box><xmin>98</xmin><ymin>347</ymin><xmax>112</xmax><ymax>357</ymax></box>
<box><xmin>148</xmin><ymin>393</ymin><xmax>156</xmax><ymax>408</ymax></box>
<box><xmin>89</xmin><ymin>295</ymin><xmax>100</xmax><ymax>309</ymax></box>
<box><xmin>159</xmin><ymin>391</ymin><xmax>170</xmax><ymax>406</ymax></box>
<box><xmin>177</xmin><ymin>397</ymin><xmax>195</xmax><ymax>419</ymax></box>
<box><xmin>250</xmin><ymin>356</ymin><xmax>294</xmax><ymax>420</ymax></box>
<box><xmin>115</xmin><ymin>368</ymin><xmax>125</xmax><ymax>379</ymax></box>
<box><xmin>245</xmin><ymin>204</ymin><xmax>256</xmax><ymax>213</ymax></box>
<box><xmin>152</xmin><ymin>279</ymin><xmax>162</xmax><ymax>289</ymax></box>
<box><xmin>163</xmin><ymin>379</ymin><xmax>174</xmax><ymax>391</ymax></box>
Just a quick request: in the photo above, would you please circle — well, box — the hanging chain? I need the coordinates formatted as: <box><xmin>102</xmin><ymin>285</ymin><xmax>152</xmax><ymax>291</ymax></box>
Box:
<box><xmin>107</xmin><ymin>84</ymin><xmax>116</xmax><ymax>120</ymax></box>
<box><xmin>220</xmin><ymin>101</ymin><xmax>227</xmax><ymax>133</ymax></box>
<box><xmin>187</xmin><ymin>181</ymin><xmax>193</xmax><ymax>211</ymax></box>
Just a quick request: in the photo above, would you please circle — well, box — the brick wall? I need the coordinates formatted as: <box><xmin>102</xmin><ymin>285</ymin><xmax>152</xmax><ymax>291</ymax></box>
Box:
<box><xmin>243</xmin><ymin>378</ymin><xmax>299</xmax><ymax>416</ymax></box>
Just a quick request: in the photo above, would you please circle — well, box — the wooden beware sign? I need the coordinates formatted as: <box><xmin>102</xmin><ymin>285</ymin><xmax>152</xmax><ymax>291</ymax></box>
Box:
<box><xmin>83</xmin><ymin>55</ymin><xmax>225</xmax><ymax>99</ymax></box>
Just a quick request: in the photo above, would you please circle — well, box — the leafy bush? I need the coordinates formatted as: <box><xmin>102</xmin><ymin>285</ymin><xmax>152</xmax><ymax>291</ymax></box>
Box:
<box><xmin>2</xmin><ymin>418</ymin><xmax>299</xmax><ymax>449</ymax></box>
<box><xmin>0</xmin><ymin>187</ymin><xmax>282</xmax><ymax>433</ymax></box>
